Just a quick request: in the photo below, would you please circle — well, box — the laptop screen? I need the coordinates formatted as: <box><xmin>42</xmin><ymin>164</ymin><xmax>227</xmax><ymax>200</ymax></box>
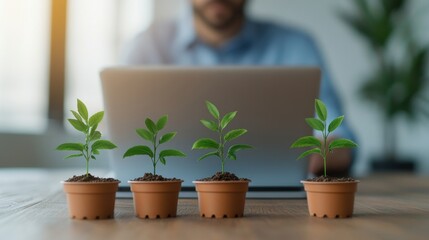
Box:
<box><xmin>101</xmin><ymin>67</ymin><xmax>320</xmax><ymax>192</ymax></box>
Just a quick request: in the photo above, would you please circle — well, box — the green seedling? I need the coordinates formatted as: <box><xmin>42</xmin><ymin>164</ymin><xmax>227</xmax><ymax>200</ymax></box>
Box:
<box><xmin>123</xmin><ymin>115</ymin><xmax>186</xmax><ymax>175</ymax></box>
<box><xmin>192</xmin><ymin>101</ymin><xmax>253</xmax><ymax>174</ymax></box>
<box><xmin>291</xmin><ymin>99</ymin><xmax>358</xmax><ymax>177</ymax></box>
<box><xmin>56</xmin><ymin>99</ymin><xmax>117</xmax><ymax>177</ymax></box>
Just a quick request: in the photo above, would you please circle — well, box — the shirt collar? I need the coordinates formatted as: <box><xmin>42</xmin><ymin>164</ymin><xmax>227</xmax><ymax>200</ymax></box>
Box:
<box><xmin>174</xmin><ymin>6</ymin><xmax>256</xmax><ymax>52</ymax></box>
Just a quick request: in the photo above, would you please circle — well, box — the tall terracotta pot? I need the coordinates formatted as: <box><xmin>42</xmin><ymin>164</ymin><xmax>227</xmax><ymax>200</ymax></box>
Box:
<box><xmin>193</xmin><ymin>181</ymin><xmax>249</xmax><ymax>218</ymax></box>
<box><xmin>301</xmin><ymin>180</ymin><xmax>359</xmax><ymax>218</ymax></box>
<box><xmin>62</xmin><ymin>181</ymin><xmax>120</xmax><ymax>220</ymax></box>
<box><xmin>128</xmin><ymin>180</ymin><xmax>182</xmax><ymax>219</ymax></box>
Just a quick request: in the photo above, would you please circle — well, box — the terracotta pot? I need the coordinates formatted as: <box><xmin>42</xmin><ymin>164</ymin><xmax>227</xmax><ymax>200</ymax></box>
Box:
<box><xmin>193</xmin><ymin>181</ymin><xmax>249</xmax><ymax>218</ymax></box>
<box><xmin>301</xmin><ymin>180</ymin><xmax>359</xmax><ymax>218</ymax></box>
<box><xmin>62</xmin><ymin>181</ymin><xmax>120</xmax><ymax>220</ymax></box>
<box><xmin>128</xmin><ymin>180</ymin><xmax>183</xmax><ymax>219</ymax></box>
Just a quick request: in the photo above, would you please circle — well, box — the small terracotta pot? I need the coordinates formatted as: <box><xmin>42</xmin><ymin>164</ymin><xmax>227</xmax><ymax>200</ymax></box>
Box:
<box><xmin>62</xmin><ymin>181</ymin><xmax>120</xmax><ymax>220</ymax></box>
<box><xmin>301</xmin><ymin>180</ymin><xmax>359</xmax><ymax>218</ymax></box>
<box><xmin>193</xmin><ymin>181</ymin><xmax>249</xmax><ymax>218</ymax></box>
<box><xmin>128</xmin><ymin>180</ymin><xmax>183</xmax><ymax>219</ymax></box>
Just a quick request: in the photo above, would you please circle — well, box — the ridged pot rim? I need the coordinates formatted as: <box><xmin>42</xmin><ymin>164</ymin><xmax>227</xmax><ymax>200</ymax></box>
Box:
<box><xmin>128</xmin><ymin>180</ymin><xmax>184</xmax><ymax>184</ymax></box>
<box><xmin>192</xmin><ymin>180</ymin><xmax>250</xmax><ymax>184</ymax></box>
<box><xmin>61</xmin><ymin>181</ymin><xmax>121</xmax><ymax>185</ymax></box>
<box><xmin>301</xmin><ymin>180</ymin><xmax>360</xmax><ymax>185</ymax></box>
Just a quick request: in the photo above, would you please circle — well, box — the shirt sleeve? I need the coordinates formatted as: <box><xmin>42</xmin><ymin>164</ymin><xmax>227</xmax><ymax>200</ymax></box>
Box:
<box><xmin>292</xmin><ymin>32</ymin><xmax>356</xmax><ymax>142</ymax></box>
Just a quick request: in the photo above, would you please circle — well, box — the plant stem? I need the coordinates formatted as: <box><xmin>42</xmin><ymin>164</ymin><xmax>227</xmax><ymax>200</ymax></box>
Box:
<box><xmin>85</xmin><ymin>129</ymin><xmax>91</xmax><ymax>177</ymax></box>
<box><xmin>153</xmin><ymin>133</ymin><xmax>157</xmax><ymax>175</ymax></box>
<box><xmin>322</xmin><ymin>120</ymin><xmax>329</xmax><ymax>177</ymax></box>
<box><xmin>218</xmin><ymin>120</ymin><xmax>225</xmax><ymax>174</ymax></box>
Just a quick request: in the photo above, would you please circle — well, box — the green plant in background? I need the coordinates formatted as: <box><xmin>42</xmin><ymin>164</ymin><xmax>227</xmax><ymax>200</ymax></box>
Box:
<box><xmin>340</xmin><ymin>0</ymin><xmax>428</xmax><ymax>162</ymax></box>
<box><xmin>56</xmin><ymin>99</ymin><xmax>117</xmax><ymax>176</ymax></box>
<box><xmin>192</xmin><ymin>101</ymin><xmax>253</xmax><ymax>174</ymax></box>
<box><xmin>291</xmin><ymin>99</ymin><xmax>358</xmax><ymax>177</ymax></box>
<box><xmin>123</xmin><ymin>115</ymin><xmax>186</xmax><ymax>175</ymax></box>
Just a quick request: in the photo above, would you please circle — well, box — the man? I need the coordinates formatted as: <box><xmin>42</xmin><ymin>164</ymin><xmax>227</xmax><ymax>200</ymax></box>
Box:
<box><xmin>123</xmin><ymin>0</ymin><xmax>356</xmax><ymax>176</ymax></box>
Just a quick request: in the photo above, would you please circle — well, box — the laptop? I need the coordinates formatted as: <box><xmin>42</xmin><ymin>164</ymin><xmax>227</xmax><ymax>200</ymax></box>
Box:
<box><xmin>100</xmin><ymin>66</ymin><xmax>320</xmax><ymax>198</ymax></box>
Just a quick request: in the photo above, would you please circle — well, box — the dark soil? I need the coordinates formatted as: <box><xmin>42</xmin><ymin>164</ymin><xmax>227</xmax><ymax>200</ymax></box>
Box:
<box><xmin>64</xmin><ymin>173</ymin><xmax>119</xmax><ymax>182</ymax></box>
<box><xmin>197</xmin><ymin>172</ymin><xmax>251</xmax><ymax>182</ymax></box>
<box><xmin>132</xmin><ymin>173</ymin><xmax>182</xmax><ymax>181</ymax></box>
<box><xmin>305</xmin><ymin>175</ymin><xmax>356</xmax><ymax>182</ymax></box>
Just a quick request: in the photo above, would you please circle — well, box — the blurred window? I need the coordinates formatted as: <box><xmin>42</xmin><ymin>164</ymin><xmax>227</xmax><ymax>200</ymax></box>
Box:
<box><xmin>0</xmin><ymin>0</ymin><xmax>153</xmax><ymax>133</ymax></box>
<box><xmin>65</xmin><ymin>0</ymin><xmax>153</xmax><ymax>125</ymax></box>
<box><xmin>0</xmin><ymin>0</ymin><xmax>50</xmax><ymax>133</ymax></box>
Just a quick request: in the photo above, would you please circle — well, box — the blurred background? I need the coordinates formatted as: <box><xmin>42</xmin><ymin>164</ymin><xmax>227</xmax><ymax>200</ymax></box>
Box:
<box><xmin>0</xmin><ymin>0</ymin><xmax>428</xmax><ymax>176</ymax></box>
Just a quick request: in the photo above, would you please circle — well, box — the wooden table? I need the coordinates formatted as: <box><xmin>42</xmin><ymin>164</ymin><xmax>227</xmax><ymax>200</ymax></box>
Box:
<box><xmin>0</xmin><ymin>169</ymin><xmax>428</xmax><ymax>240</ymax></box>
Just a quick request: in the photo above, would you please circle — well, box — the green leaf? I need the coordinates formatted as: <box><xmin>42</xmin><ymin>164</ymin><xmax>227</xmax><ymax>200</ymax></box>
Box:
<box><xmin>71</xmin><ymin>110</ymin><xmax>83</xmax><ymax>123</ymax></box>
<box><xmin>200</xmin><ymin>119</ymin><xmax>218</xmax><ymax>132</ymax></box>
<box><xmin>91</xmin><ymin>155</ymin><xmax>96</xmax><ymax>160</ymax></box>
<box><xmin>221</xmin><ymin>111</ymin><xmax>237</xmax><ymax>130</ymax></box>
<box><xmin>156</xmin><ymin>115</ymin><xmax>168</xmax><ymax>131</ymax></box>
<box><xmin>159</xmin><ymin>149</ymin><xmax>186</xmax><ymax>158</ymax></box>
<box><xmin>89</xmin><ymin>131</ymin><xmax>102</xmax><ymax>142</ymax></box>
<box><xmin>159</xmin><ymin>157</ymin><xmax>166</xmax><ymax>165</ymax></box>
<box><xmin>297</xmin><ymin>148</ymin><xmax>321</xmax><ymax>160</ymax></box>
<box><xmin>328</xmin><ymin>116</ymin><xmax>344</xmax><ymax>133</ymax></box>
<box><xmin>329</xmin><ymin>138</ymin><xmax>358</xmax><ymax>151</ymax></box>
<box><xmin>339</xmin><ymin>12</ymin><xmax>372</xmax><ymax>43</ymax></box>
<box><xmin>305</xmin><ymin>118</ymin><xmax>325</xmax><ymax>131</ymax></box>
<box><xmin>92</xmin><ymin>140</ymin><xmax>117</xmax><ymax>151</ymax></box>
<box><xmin>381</xmin><ymin>0</ymin><xmax>406</xmax><ymax>12</ymax></box>
<box><xmin>89</xmin><ymin>123</ymin><xmax>98</xmax><ymax>135</ymax></box>
<box><xmin>136</xmin><ymin>128</ymin><xmax>154</xmax><ymax>142</ymax></box>
<box><xmin>192</xmin><ymin>138</ymin><xmax>219</xmax><ymax>149</ymax></box>
<box><xmin>64</xmin><ymin>153</ymin><xmax>84</xmax><ymax>159</ymax></box>
<box><xmin>224</xmin><ymin>129</ymin><xmax>247</xmax><ymax>142</ymax></box>
<box><xmin>93</xmin><ymin>149</ymin><xmax>100</xmax><ymax>155</ymax></box>
<box><xmin>68</xmin><ymin>119</ymin><xmax>87</xmax><ymax>132</ymax></box>
<box><xmin>56</xmin><ymin>143</ymin><xmax>84</xmax><ymax>151</ymax></box>
<box><xmin>227</xmin><ymin>144</ymin><xmax>253</xmax><ymax>160</ymax></box>
<box><xmin>77</xmin><ymin>99</ymin><xmax>88</xmax><ymax>122</ymax></box>
<box><xmin>315</xmin><ymin>99</ymin><xmax>327</xmax><ymax>121</ymax></box>
<box><xmin>88</xmin><ymin>111</ymin><xmax>104</xmax><ymax>127</ymax></box>
<box><xmin>206</xmin><ymin>101</ymin><xmax>220</xmax><ymax>119</ymax></box>
<box><xmin>159</xmin><ymin>132</ymin><xmax>177</xmax><ymax>144</ymax></box>
<box><xmin>123</xmin><ymin>145</ymin><xmax>154</xmax><ymax>158</ymax></box>
<box><xmin>290</xmin><ymin>136</ymin><xmax>321</xmax><ymax>148</ymax></box>
<box><xmin>145</xmin><ymin>118</ymin><xmax>157</xmax><ymax>134</ymax></box>
<box><xmin>198</xmin><ymin>151</ymin><xmax>219</xmax><ymax>161</ymax></box>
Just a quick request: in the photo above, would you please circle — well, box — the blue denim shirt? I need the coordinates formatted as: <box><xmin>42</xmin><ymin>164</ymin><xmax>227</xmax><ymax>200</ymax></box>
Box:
<box><xmin>123</xmin><ymin>12</ymin><xmax>355</xmax><ymax>141</ymax></box>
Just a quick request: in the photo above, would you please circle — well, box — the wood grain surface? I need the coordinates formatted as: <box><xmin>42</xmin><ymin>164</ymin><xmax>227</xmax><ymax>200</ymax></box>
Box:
<box><xmin>0</xmin><ymin>169</ymin><xmax>428</xmax><ymax>240</ymax></box>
